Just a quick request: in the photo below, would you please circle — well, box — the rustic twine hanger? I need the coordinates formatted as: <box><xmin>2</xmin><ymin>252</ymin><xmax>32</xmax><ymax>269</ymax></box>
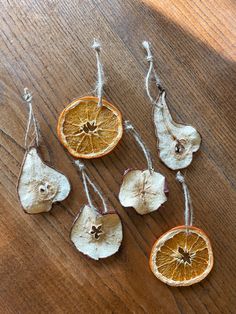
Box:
<box><xmin>176</xmin><ymin>171</ymin><xmax>194</xmax><ymax>232</ymax></box>
<box><xmin>75</xmin><ymin>160</ymin><xmax>108</xmax><ymax>214</ymax></box>
<box><xmin>124</xmin><ymin>120</ymin><xmax>154</xmax><ymax>174</ymax></box>
<box><xmin>22</xmin><ymin>88</ymin><xmax>40</xmax><ymax>148</ymax></box>
<box><xmin>142</xmin><ymin>41</ymin><xmax>164</xmax><ymax>106</ymax></box>
<box><xmin>92</xmin><ymin>39</ymin><xmax>104</xmax><ymax>107</ymax></box>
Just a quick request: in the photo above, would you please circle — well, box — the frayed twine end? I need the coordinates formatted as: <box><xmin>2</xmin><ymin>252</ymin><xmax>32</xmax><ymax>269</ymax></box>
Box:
<box><xmin>142</xmin><ymin>41</ymin><xmax>150</xmax><ymax>50</ymax></box>
<box><xmin>142</xmin><ymin>41</ymin><xmax>153</xmax><ymax>62</ymax></box>
<box><xmin>92</xmin><ymin>39</ymin><xmax>101</xmax><ymax>52</ymax></box>
<box><xmin>23</xmin><ymin>88</ymin><xmax>32</xmax><ymax>103</ymax></box>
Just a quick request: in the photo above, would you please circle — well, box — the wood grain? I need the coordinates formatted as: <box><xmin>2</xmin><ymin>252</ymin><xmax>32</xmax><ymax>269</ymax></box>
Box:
<box><xmin>0</xmin><ymin>0</ymin><xmax>236</xmax><ymax>313</ymax></box>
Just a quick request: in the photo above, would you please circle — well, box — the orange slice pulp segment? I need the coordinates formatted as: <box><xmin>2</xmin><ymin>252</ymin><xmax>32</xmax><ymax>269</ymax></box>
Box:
<box><xmin>150</xmin><ymin>225</ymin><xmax>213</xmax><ymax>286</ymax></box>
<box><xmin>57</xmin><ymin>96</ymin><xmax>123</xmax><ymax>159</ymax></box>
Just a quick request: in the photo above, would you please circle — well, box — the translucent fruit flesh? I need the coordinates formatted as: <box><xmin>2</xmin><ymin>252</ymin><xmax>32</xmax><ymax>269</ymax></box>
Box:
<box><xmin>150</xmin><ymin>226</ymin><xmax>213</xmax><ymax>286</ymax></box>
<box><xmin>57</xmin><ymin>96</ymin><xmax>123</xmax><ymax>159</ymax></box>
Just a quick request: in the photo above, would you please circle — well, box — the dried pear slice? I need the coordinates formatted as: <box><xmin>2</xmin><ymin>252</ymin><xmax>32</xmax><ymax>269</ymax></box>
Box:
<box><xmin>17</xmin><ymin>147</ymin><xmax>71</xmax><ymax>214</ymax></box>
<box><xmin>154</xmin><ymin>92</ymin><xmax>201</xmax><ymax>170</ymax></box>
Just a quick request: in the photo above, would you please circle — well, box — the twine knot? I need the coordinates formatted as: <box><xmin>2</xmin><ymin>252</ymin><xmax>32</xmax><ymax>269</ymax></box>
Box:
<box><xmin>75</xmin><ymin>160</ymin><xmax>85</xmax><ymax>171</ymax></box>
<box><xmin>92</xmin><ymin>39</ymin><xmax>101</xmax><ymax>52</ymax></box>
<box><xmin>23</xmin><ymin>88</ymin><xmax>32</xmax><ymax>103</ymax></box>
<box><xmin>124</xmin><ymin>120</ymin><xmax>134</xmax><ymax>131</ymax></box>
<box><xmin>146</xmin><ymin>55</ymin><xmax>153</xmax><ymax>62</ymax></box>
<box><xmin>176</xmin><ymin>171</ymin><xmax>185</xmax><ymax>183</ymax></box>
<box><xmin>124</xmin><ymin>120</ymin><xmax>153</xmax><ymax>173</ymax></box>
<box><xmin>142</xmin><ymin>41</ymin><xmax>153</xmax><ymax>62</ymax></box>
<box><xmin>142</xmin><ymin>41</ymin><xmax>150</xmax><ymax>50</ymax></box>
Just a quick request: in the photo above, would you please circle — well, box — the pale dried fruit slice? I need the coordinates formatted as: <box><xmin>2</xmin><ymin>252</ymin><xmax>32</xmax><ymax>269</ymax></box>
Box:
<box><xmin>17</xmin><ymin>147</ymin><xmax>71</xmax><ymax>214</ymax></box>
<box><xmin>119</xmin><ymin>169</ymin><xmax>167</xmax><ymax>215</ymax></box>
<box><xmin>57</xmin><ymin>96</ymin><xmax>123</xmax><ymax>159</ymax></box>
<box><xmin>154</xmin><ymin>92</ymin><xmax>201</xmax><ymax>170</ymax></box>
<box><xmin>70</xmin><ymin>205</ymin><xmax>122</xmax><ymax>260</ymax></box>
<box><xmin>150</xmin><ymin>226</ymin><xmax>214</xmax><ymax>286</ymax></box>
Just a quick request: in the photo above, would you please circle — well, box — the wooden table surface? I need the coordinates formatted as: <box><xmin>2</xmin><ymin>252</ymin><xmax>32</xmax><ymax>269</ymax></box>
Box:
<box><xmin>1</xmin><ymin>0</ymin><xmax>235</xmax><ymax>313</ymax></box>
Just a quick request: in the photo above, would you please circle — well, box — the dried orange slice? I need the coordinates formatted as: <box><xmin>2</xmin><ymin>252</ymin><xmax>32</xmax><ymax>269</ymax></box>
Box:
<box><xmin>150</xmin><ymin>226</ymin><xmax>213</xmax><ymax>286</ymax></box>
<box><xmin>57</xmin><ymin>96</ymin><xmax>123</xmax><ymax>158</ymax></box>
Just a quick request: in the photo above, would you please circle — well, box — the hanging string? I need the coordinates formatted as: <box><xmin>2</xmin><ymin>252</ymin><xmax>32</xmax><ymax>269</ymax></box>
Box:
<box><xmin>176</xmin><ymin>172</ymin><xmax>194</xmax><ymax>231</ymax></box>
<box><xmin>75</xmin><ymin>160</ymin><xmax>93</xmax><ymax>209</ymax></box>
<box><xmin>92</xmin><ymin>39</ymin><xmax>104</xmax><ymax>107</ymax></box>
<box><xmin>142</xmin><ymin>41</ymin><xmax>164</xmax><ymax>105</ymax></box>
<box><xmin>74</xmin><ymin>160</ymin><xmax>108</xmax><ymax>213</ymax></box>
<box><xmin>22</xmin><ymin>88</ymin><xmax>40</xmax><ymax>148</ymax></box>
<box><xmin>124</xmin><ymin>120</ymin><xmax>154</xmax><ymax>174</ymax></box>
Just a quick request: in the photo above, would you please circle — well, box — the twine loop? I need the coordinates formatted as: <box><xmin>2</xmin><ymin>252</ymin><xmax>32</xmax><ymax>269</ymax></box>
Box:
<box><xmin>22</xmin><ymin>88</ymin><xmax>40</xmax><ymax>148</ymax></box>
<box><xmin>92</xmin><ymin>39</ymin><xmax>104</xmax><ymax>108</ymax></box>
<box><xmin>176</xmin><ymin>171</ymin><xmax>194</xmax><ymax>231</ymax></box>
<box><xmin>124</xmin><ymin>120</ymin><xmax>154</xmax><ymax>174</ymax></box>
<box><xmin>146</xmin><ymin>55</ymin><xmax>153</xmax><ymax>62</ymax></box>
<box><xmin>142</xmin><ymin>40</ymin><xmax>163</xmax><ymax>105</ymax></box>
<box><xmin>75</xmin><ymin>160</ymin><xmax>108</xmax><ymax>214</ymax></box>
<box><xmin>23</xmin><ymin>88</ymin><xmax>33</xmax><ymax>102</ymax></box>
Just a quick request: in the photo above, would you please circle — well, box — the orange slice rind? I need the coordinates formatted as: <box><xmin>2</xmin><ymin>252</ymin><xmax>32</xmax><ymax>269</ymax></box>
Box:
<box><xmin>150</xmin><ymin>226</ymin><xmax>213</xmax><ymax>286</ymax></box>
<box><xmin>57</xmin><ymin>96</ymin><xmax>123</xmax><ymax>159</ymax></box>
